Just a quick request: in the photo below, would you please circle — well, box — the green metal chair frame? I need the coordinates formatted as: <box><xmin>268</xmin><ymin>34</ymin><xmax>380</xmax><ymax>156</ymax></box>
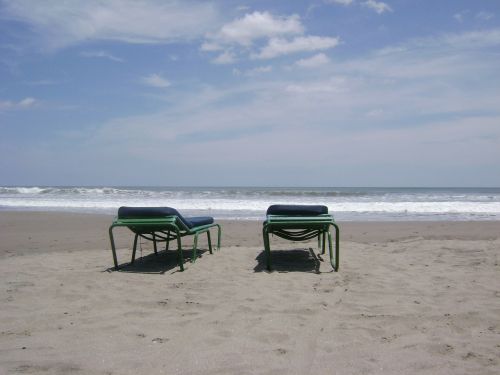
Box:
<box><xmin>263</xmin><ymin>214</ymin><xmax>339</xmax><ymax>271</ymax></box>
<box><xmin>109</xmin><ymin>216</ymin><xmax>221</xmax><ymax>272</ymax></box>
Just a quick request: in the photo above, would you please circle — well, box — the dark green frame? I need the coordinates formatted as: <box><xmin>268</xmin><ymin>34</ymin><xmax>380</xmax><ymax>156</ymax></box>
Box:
<box><xmin>263</xmin><ymin>214</ymin><xmax>339</xmax><ymax>271</ymax></box>
<box><xmin>109</xmin><ymin>216</ymin><xmax>221</xmax><ymax>271</ymax></box>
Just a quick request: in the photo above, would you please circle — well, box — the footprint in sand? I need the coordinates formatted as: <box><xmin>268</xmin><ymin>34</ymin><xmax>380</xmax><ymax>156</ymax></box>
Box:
<box><xmin>274</xmin><ymin>348</ymin><xmax>287</xmax><ymax>355</ymax></box>
<box><xmin>152</xmin><ymin>337</ymin><xmax>169</xmax><ymax>343</ymax></box>
<box><xmin>256</xmin><ymin>332</ymin><xmax>290</xmax><ymax>344</ymax></box>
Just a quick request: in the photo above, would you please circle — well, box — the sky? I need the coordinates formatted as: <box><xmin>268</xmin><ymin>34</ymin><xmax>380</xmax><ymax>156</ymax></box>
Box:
<box><xmin>0</xmin><ymin>0</ymin><xmax>499</xmax><ymax>187</ymax></box>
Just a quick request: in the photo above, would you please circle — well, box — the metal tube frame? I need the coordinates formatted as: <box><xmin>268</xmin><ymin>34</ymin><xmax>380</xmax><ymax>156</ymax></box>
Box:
<box><xmin>109</xmin><ymin>217</ymin><xmax>221</xmax><ymax>272</ymax></box>
<box><xmin>262</xmin><ymin>215</ymin><xmax>339</xmax><ymax>272</ymax></box>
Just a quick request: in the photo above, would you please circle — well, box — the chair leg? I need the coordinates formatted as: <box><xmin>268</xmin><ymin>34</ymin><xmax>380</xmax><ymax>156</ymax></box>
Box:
<box><xmin>108</xmin><ymin>225</ymin><xmax>119</xmax><ymax>269</ymax></box>
<box><xmin>151</xmin><ymin>232</ymin><xmax>158</xmax><ymax>254</ymax></box>
<box><xmin>263</xmin><ymin>227</ymin><xmax>272</xmax><ymax>271</ymax></box>
<box><xmin>152</xmin><ymin>232</ymin><xmax>158</xmax><ymax>254</ymax></box>
<box><xmin>329</xmin><ymin>224</ymin><xmax>340</xmax><ymax>272</ymax></box>
<box><xmin>191</xmin><ymin>233</ymin><xmax>199</xmax><ymax>263</ymax></box>
<box><xmin>334</xmin><ymin>224</ymin><xmax>340</xmax><ymax>272</ymax></box>
<box><xmin>328</xmin><ymin>231</ymin><xmax>333</xmax><ymax>269</ymax></box>
<box><xmin>207</xmin><ymin>230</ymin><xmax>213</xmax><ymax>254</ymax></box>
<box><xmin>215</xmin><ymin>224</ymin><xmax>221</xmax><ymax>250</ymax></box>
<box><xmin>165</xmin><ymin>230</ymin><xmax>170</xmax><ymax>251</ymax></box>
<box><xmin>131</xmin><ymin>233</ymin><xmax>139</xmax><ymax>263</ymax></box>
<box><xmin>176</xmin><ymin>232</ymin><xmax>184</xmax><ymax>272</ymax></box>
<box><xmin>321</xmin><ymin>231</ymin><xmax>326</xmax><ymax>255</ymax></box>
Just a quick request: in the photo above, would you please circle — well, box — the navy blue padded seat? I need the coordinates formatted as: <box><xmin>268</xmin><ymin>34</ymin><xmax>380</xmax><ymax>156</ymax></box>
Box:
<box><xmin>118</xmin><ymin>206</ymin><xmax>213</xmax><ymax>229</ymax></box>
<box><xmin>266</xmin><ymin>204</ymin><xmax>328</xmax><ymax>216</ymax></box>
<box><xmin>186</xmin><ymin>216</ymin><xmax>214</xmax><ymax>227</ymax></box>
<box><xmin>118</xmin><ymin>206</ymin><xmax>179</xmax><ymax>219</ymax></box>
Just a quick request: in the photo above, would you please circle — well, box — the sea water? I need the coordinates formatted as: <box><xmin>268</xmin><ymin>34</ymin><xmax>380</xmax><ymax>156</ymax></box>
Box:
<box><xmin>1</xmin><ymin>186</ymin><xmax>500</xmax><ymax>221</ymax></box>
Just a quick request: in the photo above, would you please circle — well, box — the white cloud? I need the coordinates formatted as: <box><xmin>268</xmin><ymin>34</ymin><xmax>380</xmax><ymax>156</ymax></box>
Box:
<box><xmin>244</xmin><ymin>66</ymin><xmax>273</xmax><ymax>76</ymax></box>
<box><xmin>337</xmin><ymin>31</ymin><xmax>500</xmax><ymax>88</ymax></box>
<box><xmin>200</xmin><ymin>41</ymin><xmax>224</xmax><ymax>52</ymax></box>
<box><xmin>328</xmin><ymin>0</ymin><xmax>392</xmax><ymax>15</ymax></box>
<box><xmin>80</xmin><ymin>50</ymin><xmax>123</xmax><ymax>62</ymax></box>
<box><xmin>439</xmin><ymin>29</ymin><xmax>500</xmax><ymax>49</ymax></box>
<box><xmin>285</xmin><ymin>83</ymin><xmax>337</xmax><ymax>94</ymax></box>
<box><xmin>80</xmin><ymin>60</ymin><xmax>499</xmax><ymax>182</ymax></box>
<box><xmin>212</xmin><ymin>11</ymin><xmax>303</xmax><ymax>46</ymax></box>
<box><xmin>453</xmin><ymin>11</ymin><xmax>466</xmax><ymax>23</ymax></box>
<box><xmin>141</xmin><ymin>74</ymin><xmax>171</xmax><ymax>88</ymax></box>
<box><xmin>20</xmin><ymin>25</ymin><xmax>499</xmax><ymax>185</ymax></box>
<box><xmin>366</xmin><ymin>109</ymin><xmax>385</xmax><ymax>117</ymax></box>
<box><xmin>363</xmin><ymin>0</ymin><xmax>392</xmax><ymax>14</ymax></box>
<box><xmin>236</xmin><ymin>6</ymin><xmax>251</xmax><ymax>13</ymax></box>
<box><xmin>285</xmin><ymin>77</ymin><xmax>347</xmax><ymax>94</ymax></box>
<box><xmin>374</xmin><ymin>29</ymin><xmax>500</xmax><ymax>58</ymax></box>
<box><xmin>255</xmin><ymin>36</ymin><xmax>340</xmax><ymax>59</ymax></box>
<box><xmin>476</xmin><ymin>11</ymin><xmax>494</xmax><ymax>21</ymax></box>
<box><xmin>4</xmin><ymin>9</ymin><xmax>500</xmax><ymax>186</ymax></box>
<box><xmin>230</xmin><ymin>65</ymin><xmax>272</xmax><ymax>77</ymax></box>
<box><xmin>295</xmin><ymin>53</ymin><xmax>330</xmax><ymax>68</ymax></box>
<box><xmin>1</xmin><ymin>0</ymin><xmax>220</xmax><ymax>50</ymax></box>
<box><xmin>0</xmin><ymin>97</ymin><xmax>38</xmax><ymax>111</ymax></box>
<box><xmin>18</xmin><ymin>97</ymin><xmax>36</xmax><ymax>107</ymax></box>
<box><xmin>202</xmin><ymin>11</ymin><xmax>340</xmax><ymax>64</ymax></box>
<box><xmin>211</xmin><ymin>51</ymin><xmax>237</xmax><ymax>64</ymax></box>
<box><xmin>325</xmin><ymin>0</ymin><xmax>354</xmax><ymax>5</ymax></box>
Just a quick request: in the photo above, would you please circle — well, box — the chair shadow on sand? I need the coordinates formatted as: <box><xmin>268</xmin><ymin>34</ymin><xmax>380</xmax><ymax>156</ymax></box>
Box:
<box><xmin>254</xmin><ymin>248</ymin><xmax>326</xmax><ymax>273</ymax></box>
<box><xmin>105</xmin><ymin>248</ymin><xmax>212</xmax><ymax>274</ymax></box>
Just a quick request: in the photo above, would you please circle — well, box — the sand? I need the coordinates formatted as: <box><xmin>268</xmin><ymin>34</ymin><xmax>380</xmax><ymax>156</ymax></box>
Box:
<box><xmin>0</xmin><ymin>211</ymin><xmax>499</xmax><ymax>374</ymax></box>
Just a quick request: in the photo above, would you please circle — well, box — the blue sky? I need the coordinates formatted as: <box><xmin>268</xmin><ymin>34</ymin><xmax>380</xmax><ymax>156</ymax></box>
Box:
<box><xmin>1</xmin><ymin>0</ymin><xmax>499</xmax><ymax>187</ymax></box>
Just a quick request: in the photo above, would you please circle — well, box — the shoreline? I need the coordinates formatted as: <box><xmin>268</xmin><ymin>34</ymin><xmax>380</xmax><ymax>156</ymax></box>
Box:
<box><xmin>1</xmin><ymin>211</ymin><xmax>499</xmax><ymax>257</ymax></box>
<box><xmin>2</xmin><ymin>207</ymin><xmax>500</xmax><ymax>223</ymax></box>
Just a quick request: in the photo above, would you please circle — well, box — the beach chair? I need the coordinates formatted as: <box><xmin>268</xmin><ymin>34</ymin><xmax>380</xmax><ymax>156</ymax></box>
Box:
<box><xmin>262</xmin><ymin>204</ymin><xmax>339</xmax><ymax>271</ymax></box>
<box><xmin>108</xmin><ymin>207</ymin><xmax>221</xmax><ymax>271</ymax></box>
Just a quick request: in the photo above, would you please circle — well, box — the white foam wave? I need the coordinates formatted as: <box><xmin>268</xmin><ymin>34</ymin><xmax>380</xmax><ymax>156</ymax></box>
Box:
<box><xmin>0</xmin><ymin>187</ymin><xmax>47</xmax><ymax>194</ymax></box>
<box><xmin>1</xmin><ymin>198</ymin><xmax>500</xmax><ymax>214</ymax></box>
<box><xmin>0</xmin><ymin>186</ymin><xmax>137</xmax><ymax>195</ymax></box>
<box><xmin>2</xmin><ymin>186</ymin><xmax>500</xmax><ymax>220</ymax></box>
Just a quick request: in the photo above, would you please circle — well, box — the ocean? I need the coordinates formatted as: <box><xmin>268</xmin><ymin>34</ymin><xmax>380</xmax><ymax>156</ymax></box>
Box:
<box><xmin>1</xmin><ymin>186</ymin><xmax>499</xmax><ymax>221</ymax></box>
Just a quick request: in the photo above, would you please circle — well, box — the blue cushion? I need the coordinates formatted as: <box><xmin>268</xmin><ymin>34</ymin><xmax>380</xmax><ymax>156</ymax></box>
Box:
<box><xmin>266</xmin><ymin>204</ymin><xmax>328</xmax><ymax>216</ymax></box>
<box><xmin>118</xmin><ymin>206</ymin><xmax>180</xmax><ymax>219</ymax></box>
<box><xmin>185</xmin><ymin>216</ymin><xmax>214</xmax><ymax>227</ymax></box>
<box><xmin>117</xmin><ymin>207</ymin><xmax>213</xmax><ymax>229</ymax></box>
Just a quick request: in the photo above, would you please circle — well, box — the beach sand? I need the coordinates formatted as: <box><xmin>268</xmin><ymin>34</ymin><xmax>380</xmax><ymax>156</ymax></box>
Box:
<box><xmin>0</xmin><ymin>212</ymin><xmax>499</xmax><ymax>374</ymax></box>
